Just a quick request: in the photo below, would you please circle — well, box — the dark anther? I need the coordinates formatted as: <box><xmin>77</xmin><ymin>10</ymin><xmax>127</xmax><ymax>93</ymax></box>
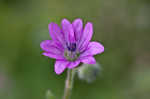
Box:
<box><xmin>67</xmin><ymin>43</ymin><xmax>76</xmax><ymax>52</ymax></box>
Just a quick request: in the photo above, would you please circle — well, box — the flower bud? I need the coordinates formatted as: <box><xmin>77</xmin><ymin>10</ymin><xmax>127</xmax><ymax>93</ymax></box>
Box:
<box><xmin>77</xmin><ymin>63</ymin><xmax>101</xmax><ymax>83</ymax></box>
<box><xmin>45</xmin><ymin>89</ymin><xmax>55</xmax><ymax>99</ymax></box>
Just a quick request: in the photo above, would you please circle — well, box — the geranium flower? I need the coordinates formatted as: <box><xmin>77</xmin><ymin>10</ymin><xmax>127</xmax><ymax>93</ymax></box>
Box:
<box><xmin>40</xmin><ymin>18</ymin><xmax>104</xmax><ymax>75</ymax></box>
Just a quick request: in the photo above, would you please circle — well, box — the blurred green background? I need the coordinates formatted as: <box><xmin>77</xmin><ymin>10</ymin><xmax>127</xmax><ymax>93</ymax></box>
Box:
<box><xmin>0</xmin><ymin>0</ymin><xmax>150</xmax><ymax>99</ymax></box>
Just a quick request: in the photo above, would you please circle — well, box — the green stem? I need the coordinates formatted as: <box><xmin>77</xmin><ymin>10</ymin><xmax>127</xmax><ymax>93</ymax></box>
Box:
<box><xmin>63</xmin><ymin>69</ymin><xmax>75</xmax><ymax>99</ymax></box>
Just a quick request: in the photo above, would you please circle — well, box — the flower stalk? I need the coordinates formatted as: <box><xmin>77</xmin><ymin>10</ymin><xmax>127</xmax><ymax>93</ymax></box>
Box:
<box><xmin>63</xmin><ymin>69</ymin><xmax>75</xmax><ymax>99</ymax></box>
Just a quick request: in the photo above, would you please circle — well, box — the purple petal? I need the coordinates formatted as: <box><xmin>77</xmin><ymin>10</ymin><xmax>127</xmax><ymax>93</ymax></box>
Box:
<box><xmin>80</xmin><ymin>56</ymin><xmax>96</xmax><ymax>64</ymax></box>
<box><xmin>55</xmin><ymin>60</ymin><xmax>69</xmax><ymax>75</ymax></box>
<box><xmin>61</xmin><ymin>19</ymin><xmax>75</xmax><ymax>43</ymax></box>
<box><xmin>42</xmin><ymin>52</ymin><xmax>65</xmax><ymax>60</ymax></box>
<box><xmin>80</xmin><ymin>41</ymin><xmax>104</xmax><ymax>57</ymax></box>
<box><xmin>77</xmin><ymin>22</ymin><xmax>93</xmax><ymax>52</ymax></box>
<box><xmin>48</xmin><ymin>22</ymin><xmax>65</xmax><ymax>45</ymax></box>
<box><xmin>72</xmin><ymin>18</ymin><xmax>83</xmax><ymax>41</ymax></box>
<box><xmin>68</xmin><ymin>60</ymin><xmax>80</xmax><ymax>69</ymax></box>
<box><xmin>40</xmin><ymin>40</ymin><xmax>63</xmax><ymax>52</ymax></box>
<box><xmin>40</xmin><ymin>40</ymin><xmax>65</xmax><ymax>59</ymax></box>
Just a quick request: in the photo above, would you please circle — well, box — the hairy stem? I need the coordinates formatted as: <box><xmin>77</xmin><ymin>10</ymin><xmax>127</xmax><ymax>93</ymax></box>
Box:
<box><xmin>63</xmin><ymin>69</ymin><xmax>75</xmax><ymax>99</ymax></box>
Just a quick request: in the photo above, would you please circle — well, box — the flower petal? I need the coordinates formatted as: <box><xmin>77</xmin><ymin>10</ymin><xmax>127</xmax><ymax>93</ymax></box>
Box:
<box><xmin>80</xmin><ymin>56</ymin><xmax>96</xmax><ymax>64</ymax></box>
<box><xmin>48</xmin><ymin>22</ymin><xmax>65</xmax><ymax>45</ymax></box>
<box><xmin>55</xmin><ymin>60</ymin><xmax>69</xmax><ymax>75</ymax></box>
<box><xmin>61</xmin><ymin>19</ymin><xmax>75</xmax><ymax>43</ymax></box>
<box><xmin>40</xmin><ymin>40</ymin><xmax>63</xmax><ymax>52</ymax></box>
<box><xmin>40</xmin><ymin>40</ymin><xmax>65</xmax><ymax>59</ymax></box>
<box><xmin>80</xmin><ymin>41</ymin><xmax>104</xmax><ymax>57</ymax></box>
<box><xmin>68</xmin><ymin>60</ymin><xmax>80</xmax><ymax>69</ymax></box>
<box><xmin>42</xmin><ymin>52</ymin><xmax>65</xmax><ymax>59</ymax></box>
<box><xmin>72</xmin><ymin>18</ymin><xmax>83</xmax><ymax>41</ymax></box>
<box><xmin>78</xmin><ymin>22</ymin><xmax>93</xmax><ymax>52</ymax></box>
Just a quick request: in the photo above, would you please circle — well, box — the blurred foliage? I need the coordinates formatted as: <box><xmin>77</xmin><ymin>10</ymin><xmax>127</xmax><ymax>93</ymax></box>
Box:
<box><xmin>0</xmin><ymin>0</ymin><xmax>150</xmax><ymax>99</ymax></box>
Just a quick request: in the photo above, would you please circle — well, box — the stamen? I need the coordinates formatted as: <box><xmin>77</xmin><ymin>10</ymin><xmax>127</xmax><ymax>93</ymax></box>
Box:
<box><xmin>67</xmin><ymin>43</ymin><xmax>76</xmax><ymax>52</ymax></box>
<box><xmin>64</xmin><ymin>43</ymin><xmax>79</xmax><ymax>61</ymax></box>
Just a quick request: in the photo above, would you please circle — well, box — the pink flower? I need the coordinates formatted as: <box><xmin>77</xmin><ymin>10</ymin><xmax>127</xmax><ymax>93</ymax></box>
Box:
<box><xmin>40</xmin><ymin>18</ymin><xmax>104</xmax><ymax>75</ymax></box>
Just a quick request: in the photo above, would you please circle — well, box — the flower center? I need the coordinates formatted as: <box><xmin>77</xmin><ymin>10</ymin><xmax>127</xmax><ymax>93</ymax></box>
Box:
<box><xmin>64</xmin><ymin>43</ymin><xmax>79</xmax><ymax>61</ymax></box>
<box><xmin>67</xmin><ymin>43</ymin><xmax>76</xmax><ymax>52</ymax></box>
